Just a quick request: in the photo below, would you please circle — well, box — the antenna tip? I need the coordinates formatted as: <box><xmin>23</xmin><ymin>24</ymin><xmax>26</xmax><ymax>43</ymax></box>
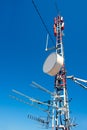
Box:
<box><xmin>45</xmin><ymin>48</ymin><xmax>48</xmax><ymax>51</ymax></box>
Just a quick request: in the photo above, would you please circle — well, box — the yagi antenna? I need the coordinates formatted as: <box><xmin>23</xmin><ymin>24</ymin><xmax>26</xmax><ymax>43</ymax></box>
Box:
<box><xmin>27</xmin><ymin>114</ymin><xmax>50</xmax><ymax>127</ymax></box>
<box><xmin>12</xmin><ymin>89</ymin><xmax>54</xmax><ymax>108</ymax></box>
<box><xmin>9</xmin><ymin>95</ymin><xmax>49</xmax><ymax>113</ymax></box>
<box><xmin>28</xmin><ymin>114</ymin><xmax>45</xmax><ymax>123</ymax></box>
<box><xmin>31</xmin><ymin>81</ymin><xmax>54</xmax><ymax>96</ymax></box>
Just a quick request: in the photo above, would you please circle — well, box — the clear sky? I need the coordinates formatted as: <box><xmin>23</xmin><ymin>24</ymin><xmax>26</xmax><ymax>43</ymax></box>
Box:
<box><xmin>0</xmin><ymin>0</ymin><xmax>87</xmax><ymax>130</ymax></box>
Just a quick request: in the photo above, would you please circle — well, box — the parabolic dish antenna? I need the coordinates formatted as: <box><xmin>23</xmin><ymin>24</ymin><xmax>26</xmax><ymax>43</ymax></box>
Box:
<box><xmin>43</xmin><ymin>52</ymin><xmax>64</xmax><ymax>76</ymax></box>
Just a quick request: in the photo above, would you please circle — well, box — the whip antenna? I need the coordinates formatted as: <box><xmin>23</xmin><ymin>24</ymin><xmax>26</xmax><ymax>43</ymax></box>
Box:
<box><xmin>32</xmin><ymin>0</ymin><xmax>55</xmax><ymax>46</ymax></box>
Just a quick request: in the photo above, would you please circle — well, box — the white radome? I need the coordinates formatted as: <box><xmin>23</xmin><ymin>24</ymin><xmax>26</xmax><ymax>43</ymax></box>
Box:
<box><xmin>43</xmin><ymin>52</ymin><xmax>64</xmax><ymax>76</ymax></box>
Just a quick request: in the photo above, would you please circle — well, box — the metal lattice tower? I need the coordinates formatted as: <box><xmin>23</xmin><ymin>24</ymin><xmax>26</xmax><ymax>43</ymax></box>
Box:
<box><xmin>52</xmin><ymin>15</ymin><xmax>70</xmax><ymax>130</ymax></box>
<box><xmin>10</xmin><ymin>1</ymin><xmax>87</xmax><ymax>130</ymax></box>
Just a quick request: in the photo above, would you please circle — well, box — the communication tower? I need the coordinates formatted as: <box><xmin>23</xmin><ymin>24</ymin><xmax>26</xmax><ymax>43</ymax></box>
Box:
<box><xmin>10</xmin><ymin>1</ymin><xmax>87</xmax><ymax>130</ymax></box>
<box><xmin>43</xmin><ymin>15</ymin><xmax>70</xmax><ymax>130</ymax></box>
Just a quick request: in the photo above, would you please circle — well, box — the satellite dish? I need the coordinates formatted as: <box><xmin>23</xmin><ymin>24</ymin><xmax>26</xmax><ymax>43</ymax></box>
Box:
<box><xmin>43</xmin><ymin>52</ymin><xmax>64</xmax><ymax>76</ymax></box>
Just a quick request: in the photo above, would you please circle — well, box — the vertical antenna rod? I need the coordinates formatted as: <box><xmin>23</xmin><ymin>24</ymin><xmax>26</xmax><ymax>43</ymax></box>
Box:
<box><xmin>32</xmin><ymin>0</ymin><xmax>55</xmax><ymax>46</ymax></box>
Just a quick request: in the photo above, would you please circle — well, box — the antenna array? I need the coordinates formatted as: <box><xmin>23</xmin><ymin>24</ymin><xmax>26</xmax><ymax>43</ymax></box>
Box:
<box><xmin>10</xmin><ymin>1</ymin><xmax>87</xmax><ymax>130</ymax></box>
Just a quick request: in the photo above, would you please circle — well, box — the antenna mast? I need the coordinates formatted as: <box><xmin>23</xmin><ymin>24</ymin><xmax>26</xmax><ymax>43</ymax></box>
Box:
<box><xmin>42</xmin><ymin>12</ymin><xmax>72</xmax><ymax>130</ymax></box>
<box><xmin>48</xmin><ymin>15</ymin><xmax>70</xmax><ymax>130</ymax></box>
<box><xmin>52</xmin><ymin>15</ymin><xmax>70</xmax><ymax>130</ymax></box>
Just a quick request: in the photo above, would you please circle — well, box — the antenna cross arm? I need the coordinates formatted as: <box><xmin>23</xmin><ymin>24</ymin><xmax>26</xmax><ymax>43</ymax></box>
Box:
<box><xmin>67</xmin><ymin>75</ymin><xmax>87</xmax><ymax>83</ymax></box>
<box><xmin>45</xmin><ymin>46</ymin><xmax>56</xmax><ymax>51</ymax></box>
<box><xmin>74</xmin><ymin>80</ymin><xmax>87</xmax><ymax>89</ymax></box>
<box><xmin>12</xmin><ymin>89</ymin><xmax>56</xmax><ymax>108</ymax></box>
<box><xmin>31</xmin><ymin>81</ymin><xmax>54</xmax><ymax>96</ymax></box>
<box><xmin>9</xmin><ymin>95</ymin><xmax>49</xmax><ymax>113</ymax></box>
<box><xmin>67</xmin><ymin>75</ymin><xmax>87</xmax><ymax>90</ymax></box>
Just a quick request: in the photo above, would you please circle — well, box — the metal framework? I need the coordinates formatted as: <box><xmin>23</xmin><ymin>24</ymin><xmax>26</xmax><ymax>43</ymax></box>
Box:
<box><xmin>10</xmin><ymin>1</ymin><xmax>87</xmax><ymax>130</ymax></box>
<box><xmin>52</xmin><ymin>15</ymin><xmax>70</xmax><ymax>130</ymax></box>
<box><xmin>51</xmin><ymin>15</ymin><xmax>87</xmax><ymax>130</ymax></box>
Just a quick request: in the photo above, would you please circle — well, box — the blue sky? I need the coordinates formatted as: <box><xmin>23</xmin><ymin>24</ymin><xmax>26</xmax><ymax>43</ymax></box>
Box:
<box><xmin>0</xmin><ymin>0</ymin><xmax>87</xmax><ymax>130</ymax></box>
